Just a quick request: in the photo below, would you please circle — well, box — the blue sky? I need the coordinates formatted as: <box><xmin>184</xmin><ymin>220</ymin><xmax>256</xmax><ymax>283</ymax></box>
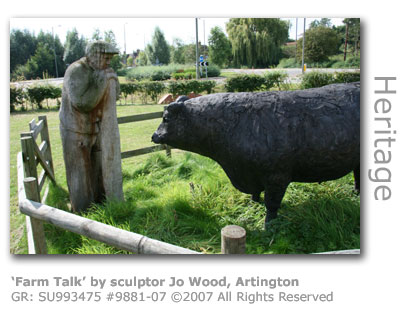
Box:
<box><xmin>10</xmin><ymin>17</ymin><xmax>345</xmax><ymax>54</ymax></box>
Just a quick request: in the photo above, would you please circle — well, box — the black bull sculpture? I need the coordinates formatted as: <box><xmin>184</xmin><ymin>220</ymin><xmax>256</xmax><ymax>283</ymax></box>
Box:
<box><xmin>152</xmin><ymin>82</ymin><xmax>360</xmax><ymax>226</ymax></box>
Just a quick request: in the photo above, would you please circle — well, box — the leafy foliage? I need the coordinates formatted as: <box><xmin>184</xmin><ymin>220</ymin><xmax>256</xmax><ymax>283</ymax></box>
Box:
<box><xmin>208</xmin><ymin>26</ymin><xmax>231</xmax><ymax>67</ymax></box>
<box><xmin>296</xmin><ymin>26</ymin><xmax>340</xmax><ymax>63</ymax></box>
<box><xmin>146</xmin><ymin>27</ymin><xmax>170</xmax><ymax>65</ymax></box>
<box><xmin>225</xmin><ymin>71</ymin><xmax>288</xmax><ymax>92</ymax></box>
<box><xmin>63</xmin><ymin>28</ymin><xmax>87</xmax><ymax>66</ymax></box>
<box><xmin>226</xmin><ymin>18</ymin><xmax>289</xmax><ymax>68</ymax></box>
<box><xmin>301</xmin><ymin>71</ymin><xmax>360</xmax><ymax>89</ymax></box>
<box><xmin>10</xmin><ymin>86</ymin><xmax>25</xmax><ymax>112</ymax></box>
<box><xmin>26</xmin><ymin>84</ymin><xmax>62</xmax><ymax>109</ymax></box>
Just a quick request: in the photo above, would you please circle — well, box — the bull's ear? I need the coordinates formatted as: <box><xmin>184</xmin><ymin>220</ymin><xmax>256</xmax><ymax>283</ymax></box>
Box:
<box><xmin>167</xmin><ymin>100</ymin><xmax>185</xmax><ymax>113</ymax></box>
<box><xmin>175</xmin><ymin>95</ymin><xmax>189</xmax><ymax>103</ymax></box>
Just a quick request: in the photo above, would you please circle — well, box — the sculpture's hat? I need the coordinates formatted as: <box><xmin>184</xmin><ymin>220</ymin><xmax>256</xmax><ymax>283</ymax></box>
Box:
<box><xmin>86</xmin><ymin>41</ymin><xmax>119</xmax><ymax>56</ymax></box>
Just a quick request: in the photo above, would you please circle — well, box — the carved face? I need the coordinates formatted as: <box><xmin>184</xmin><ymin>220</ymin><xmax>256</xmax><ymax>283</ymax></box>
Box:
<box><xmin>88</xmin><ymin>52</ymin><xmax>114</xmax><ymax>70</ymax></box>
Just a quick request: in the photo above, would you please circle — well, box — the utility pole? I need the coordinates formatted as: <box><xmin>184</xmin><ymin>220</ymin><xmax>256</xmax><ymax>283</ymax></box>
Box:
<box><xmin>195</xmin><ymin>18</ymin><xmax>199</xmax><ymax>80</ymax></box>
<box><xmin>203</xmin><ymin>19</ymin><xmax>206</xmax><ymax>46</ymax></box>
<box><xmin>343</xmin><ymin>20</ymin><xmax>349</xmax><ymax>61</ymax></box>
<box><xmin>301</xmin><ymin>18</ymin><xmax>307</xmax><ymax>73</ymax></box>
<box><xmin>295</xmin><ymin>18</ymin><xmax>298</xmax><ymax>62</ymax></box>
<box><xmin>123</xmin><ymin>23</ymin><xmax>127</xmax><ymax>55</ymax></box>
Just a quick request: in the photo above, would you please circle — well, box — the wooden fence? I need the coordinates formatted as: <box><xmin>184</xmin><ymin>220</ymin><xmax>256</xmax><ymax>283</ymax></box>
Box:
<box><xmin>117</xmin><ymin>110</ymin><xmax>171</xmax><ymax>159</ymax></box>
<box><xmin>17</xmin><ymin>115</ymin><xmax>198</xmax><ymax>254</ymax></box>
<box><xmin>16</xmin><ymin>114</ymin><xmax>360</xmax><ymax>255</ymax></box>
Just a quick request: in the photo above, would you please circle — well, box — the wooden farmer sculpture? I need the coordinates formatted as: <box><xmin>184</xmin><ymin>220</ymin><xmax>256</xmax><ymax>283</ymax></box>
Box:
<box><xmin>59</xmin><ymin>41</ymin><xmax>123</xmax><ymax>212</ymax></box>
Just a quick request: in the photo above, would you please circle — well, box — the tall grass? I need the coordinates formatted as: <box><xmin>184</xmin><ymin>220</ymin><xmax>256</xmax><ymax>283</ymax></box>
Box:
<box><xmin>45</xmin><ymin>152</ymin><xmax>360</xmax><ymax>254</ymax></box>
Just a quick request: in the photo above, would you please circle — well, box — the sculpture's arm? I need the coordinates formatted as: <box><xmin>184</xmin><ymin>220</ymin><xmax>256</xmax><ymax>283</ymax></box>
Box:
<box><xmin>105</xmin><ymin>67</ymin><xmax>121</xmax><ymax>100</ymax></box>
<box><xmin>65</xmin><ymin>64</ymin><xmax>110</xmax><ymax>113</ymax></box>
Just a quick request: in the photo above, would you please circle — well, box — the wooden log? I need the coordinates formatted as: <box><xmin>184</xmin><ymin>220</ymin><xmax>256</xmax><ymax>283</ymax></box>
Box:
<box><xmin>31</xmin><ymin>119</ymin><xmax>44</xmax><ymax>140</ymax></box>
<box><xmin>38</xmin><ymin>169</ymin><xmax>47</xmax><ymax>192</ymax></box>
<box><xmin>38</xmin><ymin>116</ymin><xmax>54</xmax><ymax>175</ymax></box>
<box><xmin>121</xmin><ymin>145</ymin><xmax>167</xmax><ymax>159</ymax></box>
<box><xmin>221</xmin><ymin>225</ymin><xmax>246</xmax><ymax>254</ymax></box>
<box><xmin>20</xmin><ymin>136</ymin><xmax>38</xmax><ymax>180</ymax></box>
<box><xmin>313</xmin><ymin>249</ymin><xmax>360</xmax><ymax>254</ymax></box>
<box><xmin>32</xmin><ymin>139</ymin><xmax>55</xmax><ymax>183</ymax></box>
<box><xmin>23</xmin><ymin>177</ymin><xmax>47</xmax><ymax>254</ymax></box>
<box><xmin>18</xmin><ymin>199</ymin><xmax>200</xmax><ymax>254</ymax></box>
<box><xmin>165</xmin><ymin>145</ymin><xmax>172</xmax><ymax>158</ymax></box>
<box><xmin>117</xmin><ymin>111</ymin><xmax>164</xmax><ymax>124</ymax></box>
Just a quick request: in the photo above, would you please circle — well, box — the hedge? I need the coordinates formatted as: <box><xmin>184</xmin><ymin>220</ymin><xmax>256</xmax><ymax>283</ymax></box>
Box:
<box><xmin>301</xmin><ymin>71</ymin><xmax>360</xmax><ymax>89</ymax></box>
<box><xmin>225</xmin><ymin>71</ymin><xmax>288</xmax><ymax>92</ymax></box>
<box><xmin>166</xmin><ymin>80</ymin><xmax>216</xmax><ymax>97</ymax></box>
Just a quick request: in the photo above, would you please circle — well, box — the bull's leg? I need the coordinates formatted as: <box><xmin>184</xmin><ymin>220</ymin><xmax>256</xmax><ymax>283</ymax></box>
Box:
<box><xmin>252</xmin><ymin>193</ymin><xmax>261</xmax><ymax>202</ymax></box>
<box><xmin>264</xmin><ymin>180</ymin><xmax>290</xmax><ymax>229</ymax></box>
<box><xmin>353</xmin><ymin>165</ymin><xmax>360</xmax><ymax>193</ymax></box>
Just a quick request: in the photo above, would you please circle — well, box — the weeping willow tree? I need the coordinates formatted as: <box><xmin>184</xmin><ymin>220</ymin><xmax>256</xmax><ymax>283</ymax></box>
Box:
<box><xmin>226</xmin><ymin>18</ymin><xmax>289</xmax><ymax>68</ymax></box>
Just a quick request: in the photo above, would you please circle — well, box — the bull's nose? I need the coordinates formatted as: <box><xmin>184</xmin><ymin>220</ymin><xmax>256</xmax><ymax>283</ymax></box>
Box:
<box><xmin>151</xmin><ymin>132</ymin><xmax>161</xmax><ymax>143</ymax></box>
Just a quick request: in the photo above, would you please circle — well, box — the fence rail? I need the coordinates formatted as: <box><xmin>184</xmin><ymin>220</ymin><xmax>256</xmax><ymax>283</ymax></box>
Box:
<box><xmin>117</xmin><ymin>110</ymin><xmax>171</xmax><ymax>160</ymax></box>
<box><xmin>17</xmin><ymin>150</ymin><xmax>200</xmax><ymax>254</ymax></box>
<box><xmin>16</xmin><ymin>115</ymin><xmax>359</xmax><ymax>255</ymax></box>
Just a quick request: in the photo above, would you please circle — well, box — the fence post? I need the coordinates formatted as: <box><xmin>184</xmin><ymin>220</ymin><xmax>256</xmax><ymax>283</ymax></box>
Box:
<box><xmin>23</xmin><ymin>177</ymin><xmax>47</xmax><ymax>254</ymax></box>
<box><xmin>38</xmin><ymin>116</ymin><xmax>54</xmax><ymax>176</ymax></box>
<box><xmin>165</xmin><ymin>145</ymin><xmax>172</xmax><ymax>158</ymax></box>
<box><xmin>20</xmin><ymin>135</ymin><xmax>38</xmax><ymax>180</ymax></box>
<box><xmin>221</xmin><ymin>225</ymin><xmax>246</xmax><ymax>254</ymax></box>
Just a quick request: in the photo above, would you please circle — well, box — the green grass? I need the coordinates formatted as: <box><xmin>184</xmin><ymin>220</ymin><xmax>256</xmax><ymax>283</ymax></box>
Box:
<box><xmin>10</xmin><ymin>103</ymin><xmax>360</xmax><ymax>254</ymax></box>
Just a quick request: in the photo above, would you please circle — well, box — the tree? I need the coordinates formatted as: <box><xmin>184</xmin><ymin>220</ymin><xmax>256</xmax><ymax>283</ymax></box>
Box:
<box><xmin>92</xmin><ymin>28</ymin><xmax>103</xmax><ymax>41</ymax></box>
<box><xmin>146</xmin><ymin>27</ymin><xmax>170</xmax><ymax>65</ymax></box>
<box><xmin>296</xmin><ymin>26</ymin><xmax>339</xmax><ymax>63</ymax></box>
<box><xmin>104</xmin><ymin>30</ymin><xmax>119</xmax><ymax>50</ymax></box>
<box><xmin>138</xmin><ymin>50</ymin><xmax>148</xmax><ymax>66</ymax></box>
<box><xmin>24</xmin><ymin>43</ymin><xmax>55</xmax><ymax>79</ymax></box>
<box><xmin>226</xmin><ymin>18</ymin><xmax>289</xmax><ymax>68</ymax></box>
<box><xmin>208</xmin><ymin>26</ymin><xmax>231</xmax><ymax>67</ymax></box>
<box><xmin>37</xmin><ymin>30</ymin><xmax>66</xmax><ymax>77</ymax></box>
<box><xmin>10</xmin><ymin>29</ymin><xmax>37</xmax><ymax>77</ymax></box>
<box><xmin>343</xmin><ymin>18</ymin><xmax>360</xmax><ymax>60</ymax></box>
<box><xmin>309</xmin><ymin>18</ymin><xmax>332</xmax><ymax>29</ymax></box>
<box><xmin>170</xmin><ymin>38</ymin><xmax>185</xmax><ymax>64</ymax></box>
<box><xmin>63</xmin><ymin>28</ymin><xmax>87</xmax><ymax>65</ymax></box>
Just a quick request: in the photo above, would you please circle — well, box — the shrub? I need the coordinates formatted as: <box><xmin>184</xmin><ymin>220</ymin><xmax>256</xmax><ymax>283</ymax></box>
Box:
<box><xmin>10</xmin><ymin>86</ymin><xmax>24</xmax><ymax>112</ymax></box>
<box><xmin>301</xmin><ymin>71</ymin><xmax>360</xmax><ymax>89</ymax></box>
<box><xmin>204</xmin><ymin>64</ymin><xmax>220</xmax><ymax>77</ymax></box>
<box><xmin>263</xmin><ymin>71</ymin><xmax>288</xmax><ymax>90</ymax></box>
<box><xmin>225</xmin><ymin>72</ymin><xmax>287</xmax><ymax>92</ymax></box>
<box><xmin>198</xmin><ymin>80</ymin><xmax>216</xmax><ymax>94</ymax></box>
<box><xmin>277</xmin><ymin>57</ymin><xmax>299</xmax><ymax>68</ymax></box>
<box><xmin>300</xmin><ymin>71</ymin><xmax>335</xmax><ymax>89</ymax></box>
<box><xmin>137</xmin><ymin>81</ymin><xmax>165</xmax><ymax>103</ymax></box>
<box><xmin>225</xmin><ymin>74</ymin><xmax>265</xmax><ymax>92</ymax></box>
<box><xmin>167</xmin><ymin>80</ymin><xmax>217</xmax><ymax>96</ymax></box>
<box><xmin>26</xmin><ymin>84</ymin><xmax>62</xmax><ymax>109</ymax></box>
<box><xmin>333</xmin><ymin>71</ymin><xmax>360</xmax><ymax>83</ymax></box>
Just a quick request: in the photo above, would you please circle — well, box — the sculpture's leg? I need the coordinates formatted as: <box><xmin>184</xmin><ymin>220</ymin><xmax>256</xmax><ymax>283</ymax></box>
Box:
<box><xmin>99</xmin><ymin>79</ymin><xmax>124</xmax><ymax>201</ymax></box>
<box><xmin>353</xmin><ymin>165</ymin><xmax>360</xmax><ymax>193</ymax></box>
<box><xmin>90</xmin><ymin>133</ymin><xmax>105</xmax><ymax>203</ymax></box>
<box><xmin>60</xmin><ymin>128</ymin><xmax>95</xmax><ymax>212</ymax></box>
<box><xmin>264</xmin><ymin>180</ymin><xmax>290</xmax><ymax>229</ymax></box>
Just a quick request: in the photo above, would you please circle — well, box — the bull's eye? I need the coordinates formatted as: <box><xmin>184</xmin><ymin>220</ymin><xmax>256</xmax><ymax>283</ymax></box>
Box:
<box><xmin>163</xmin><ymin>116</ymin><xmax>168</xmax><ymax>123</ymax></box>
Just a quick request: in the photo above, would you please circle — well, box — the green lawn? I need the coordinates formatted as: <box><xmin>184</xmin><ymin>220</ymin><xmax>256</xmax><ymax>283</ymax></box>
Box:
<box><xmin>10</xmin><ymin>103</ymin><xmax>360</xmax><ymax>254</ymax></box>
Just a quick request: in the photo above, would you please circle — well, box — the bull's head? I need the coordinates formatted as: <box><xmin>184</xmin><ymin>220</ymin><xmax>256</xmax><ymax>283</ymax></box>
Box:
<box><xmin>152</xmin><ymin>96</ymin><xmax>189</xmax><ymax>146</ymax></box>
